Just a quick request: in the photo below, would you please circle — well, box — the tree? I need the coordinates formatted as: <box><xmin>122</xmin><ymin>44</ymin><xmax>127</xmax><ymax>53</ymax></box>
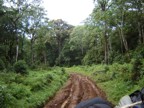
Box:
<box><xmin>84</xmin><ymin>0</ymin><xmax>144</xmax><ymax>64</ymax></box>
<box><xmin>3</xmin><ymin>0</ymin><xmax>44</xmax><ymax>62</ymax></box>
<box><xmin>130</xmin><ymin>0</ymin><xmax>144</xmax><ymax>44</ymax></box>
<box><xmin>70</xmin><ymin>26</ymin><xmax>89</xmax><ymax>56</ymax></box>
<box><xmin>22</xmin><ymin>3</ymin><xmax>47</xmax><ymax>66</ymax></box>
<box><xmin>93</xmin><ymin>0</ymin><xmax>112</xmax><ymax>64</ymax></box>
<box><xmin>114</xmin><ymin>0</ymin><xmax>129</xmax><ymax>55</ymax></box>
<box><xmin>34</xmin><ymin>25</ymin><xmax>49</xmax><ymax>65</ymax></box>
<box><xmin>5</xmin><ymin>0</ymin><xmax>28</xmax><ymax>62</ymax></box>
<box><xmin>49</xmin><ymin>19</ymin><xmax>74</xmax><ymax>65</ymax></box>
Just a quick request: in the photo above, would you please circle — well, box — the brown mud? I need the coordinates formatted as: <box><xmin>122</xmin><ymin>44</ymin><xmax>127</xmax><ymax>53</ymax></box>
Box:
<box><xmin>44</xmin><ymin>73</ymin><xmax>107</xmax><ymax>108</ymax></box>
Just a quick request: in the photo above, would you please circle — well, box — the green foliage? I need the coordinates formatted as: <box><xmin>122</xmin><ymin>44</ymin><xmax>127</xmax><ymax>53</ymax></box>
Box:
<box><xmin>132</xmin><ymin>44</ymin><xmax>144</xmax><ymax>58</ymax></box>
<box><xmin>9</xmin><ymin>83</ymin><xmax>31</xmax><ymax>99</ymax></box>
<box><xmin>82</xmin><ymin>47</ymin><xmax>104</xmax><ymax>65</ymax></box>
<box><xmin>0</xmin><ymin>85</ymin><xmax>8</xmax><ymax>107</ymax></box>
<box><xmin>0</xmin><ymin>85</ymin><xmax>16</xmax><ymax>108</ymax></box>
<box><xmin>0</xmin><ymin>0</ymin><xmax>144</xmax><ymax>67</ymax></box>
<box><xmin>109</xmin><ymin>63</ymin><xmax>132</xmax><ymax>81</ymax></box>
<box><xmin>14</xmin><ymin>60</ymin><xmax>28</xmax><ymax>75</ymax></box>
<box><xmin>131</xmin><ymin>58</ymin><xmax>143</xmax><ymax>81</ymax></box>
<box><xmin>0</xmin><ymin>68</ymin><xmax>68</xmax><ymax>108</ymax></box>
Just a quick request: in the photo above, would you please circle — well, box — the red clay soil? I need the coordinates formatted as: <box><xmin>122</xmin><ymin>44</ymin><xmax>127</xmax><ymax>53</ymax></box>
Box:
<box><xmin>44</xmin><ymin>73</ymin><xmax>107</xmax><ymax>108</ymax></box>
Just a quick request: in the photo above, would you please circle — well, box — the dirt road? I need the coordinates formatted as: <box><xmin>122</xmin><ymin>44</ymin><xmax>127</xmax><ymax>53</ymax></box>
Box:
<box><xmin>44</xmin><ymin>73</ymin><xmax>107</xmax><ymax>108</ymax></box>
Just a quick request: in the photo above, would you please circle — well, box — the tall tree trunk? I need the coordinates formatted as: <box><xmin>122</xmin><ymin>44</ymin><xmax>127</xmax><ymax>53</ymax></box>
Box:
<box><xmin>104</xmin><ymin>26</ymin><xmax>109</xmax><ymax>64</ymax></box>
<box><xmin>120</xmin><ymin>11</ymin><xmax>129</xmax><ymax>54</ymax></box>
<box><xmin>120</xmin><ymin>27</ymin><xmax>129</xmax><ymax>52</ymax></box>
<box><xmin>109</xmin><ymin>35</ymin><xmax>112</xmax><ymax>51</ymax></box>
<box><xmin>118</xmin><ymin>27</ymin><xmax>124</xmax><ymax>53</ymax></box>
<box><xmin>135</xmin><ymin>0</ymin><xmax>144</xmax><ymax>44</ymax></box>
<box><xmin>104</xmin><ymin>19</ymin><xmax>109</xmax><ymax>64</ymax></box>
<box><xmin>15</xmin><ymin>27</ymin><xmax>19</xmax><ymax>62</ymax></box>
<box><xmin>96</xmin><ymin>0</ymin><xmax>110</xmax><ymax>64</ymax></box>
<box><xmin>8</xmin><ymin>41</ymin><xmax>14</xmax><ymax>63</ymax></box>
<box><xmin>138</xmin><ymin>22</ymin><xmax>142</xmax><ymax>44</ymax></box>
<box><xmin>142</xmin><ymin>25</ymin><xmax>144</xmax><ymax>43</ymax></box>
<box><xmin>108</xmin><ymin>34</ymin><xmax>112</xmax><ymax>63</ymax></box>
<box><xmin>31</xmin><ymin>37</ymin><xmax>34</xmax><ymax>65</ymax></box>
<box><xmin>16</xmin><ymin>43</ymin><xmax>19</xmax><ymax>62</ymax></box>
<box><xmin>21</xmin><ymin>34</ymin><xmax>25</xmax><ymax>59</ymax></box>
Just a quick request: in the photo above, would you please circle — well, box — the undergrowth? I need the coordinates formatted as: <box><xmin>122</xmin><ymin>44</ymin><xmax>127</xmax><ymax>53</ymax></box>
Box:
<box><xmin>0</xmin><ymin>67</ymin><xmax>68</xmax><ymax>108</ymax></box>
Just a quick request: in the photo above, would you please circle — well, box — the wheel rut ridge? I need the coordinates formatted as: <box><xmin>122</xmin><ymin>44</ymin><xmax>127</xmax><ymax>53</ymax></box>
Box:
<box><xmin>44</xmin><ymin>73</ymin><xmax>106</xmax><ymax>108</ymax></box>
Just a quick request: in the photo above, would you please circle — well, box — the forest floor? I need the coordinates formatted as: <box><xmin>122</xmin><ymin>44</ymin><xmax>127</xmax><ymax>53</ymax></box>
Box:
<box><xmin>44</xmin><ymin>73</ymin><xmax>107</xmax><ymax>108</ymax></box>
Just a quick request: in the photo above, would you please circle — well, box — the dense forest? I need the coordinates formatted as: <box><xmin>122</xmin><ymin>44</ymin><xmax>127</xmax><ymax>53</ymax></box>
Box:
<box><xmin>0</xmin><ymin>0</ymin><xmax>144</xmax><ymax>69</ymax></box>
<box><xmin>0</xmin><ymin>0</ymin><xmax>144</xmax><ymax>107</ymax></box>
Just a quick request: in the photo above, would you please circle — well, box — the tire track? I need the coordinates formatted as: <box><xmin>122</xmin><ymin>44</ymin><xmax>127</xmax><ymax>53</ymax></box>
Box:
<box><xmin>44</xmin><ymin>73</ymin><xmax>106</xmax><ymax>108</ymax></box>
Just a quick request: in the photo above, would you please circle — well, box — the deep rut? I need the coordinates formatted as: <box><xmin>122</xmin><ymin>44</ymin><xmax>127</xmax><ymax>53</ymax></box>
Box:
<box><xmin>44</xmin><ymin>73</ymin><xmax>106</xmax><ymax>108</ymax></box>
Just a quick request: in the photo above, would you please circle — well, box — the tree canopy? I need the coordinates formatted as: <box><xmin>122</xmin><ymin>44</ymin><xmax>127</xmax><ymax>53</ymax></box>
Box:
<box><xmin>0</xmin><ymin>0</ymin><xmax>144</xmax><ymax>70</ymax></box>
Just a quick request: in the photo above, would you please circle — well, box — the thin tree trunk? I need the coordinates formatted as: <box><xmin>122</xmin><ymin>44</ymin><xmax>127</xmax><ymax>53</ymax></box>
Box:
<box><xmin>109</xmin><ymin>35</ymin><xmax>112</xmax><ymax>51</ymax></box>
<box><xmin>21</xmin><ymin>34</ymin><xmax>25</xmax><ymax>59</ymax></box>
<box><xmin>96</xmin><ymin>0</ymin><xmax>110</xmax><ymax>64</ymax></box>
<box><xmin>142</xmin><ymin>25</ymin><xmax>144</xmax><ymax>43</ymax></box>
<box><xmin>16</xmin><ymin>44</ymin><xmax>19</xmax><ymax>62</ymax></box>
<box><xmin>120</xmin><ymin>11</ymin><xmax>129</xmax><ymax>53</ymax></box>
<box><xmin>108</xmin><ymin>34</ymin><xmax>112</xmax><ymax>63</ymax></box>
<box><xmin>104</xmin><ymin>23</ymin><xmax>109</xmax><ymax>64</ymax></box>
<box><xmin>120</xmin><ymin>27</ymin><xmax>129</xmax><ymax>52</ymax></box>
<box><xmin>31</xmin><ymin>37</ymin><xmax>34</xmax><ymax>65</ymax></box>
<box><xmin>104</xmin><ymin>38</ymin><xmax>109</xmax><ymax>64</ymax></box>
<box><xmin>136</xmin><ymin>0</ymin><xmax>143</xmax><ymax>44</ymax></box>
<box><xmin>118</xmin><ymin>27</ymin><xmax>124</xmax><ymax>53</ymax></box>
<box><xmin>15</xmin><ymin>27</ymin><xmax>19</xmax><ymax>62</ymax></box>
<box><xmin>44</xmin><ymin>51</ymin><xmax>47</xmax><ymax>65</ymax></box>
<box><xmin>138</xmin><ymin>22</ymin><xmax>142</xmax><ymax>44</ymax></box>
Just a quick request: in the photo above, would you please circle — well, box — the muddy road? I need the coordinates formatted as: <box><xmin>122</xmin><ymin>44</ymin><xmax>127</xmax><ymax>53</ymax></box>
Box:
<box><xmin>44</xmin><ymin>73</ymin><xmax>107</xmax><ymax>108</ymax></box>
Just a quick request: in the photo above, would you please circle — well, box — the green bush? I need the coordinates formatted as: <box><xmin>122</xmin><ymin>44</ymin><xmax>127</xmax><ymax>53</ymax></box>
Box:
<box><xmin>119</xmin><ymin>64</ymin><xmax>132</xmax><ymax>81</ymax></box>
<box><xmin>131</xmin><ymin>59</ymin><xmax>143</xmax><ymax>81</ymax></box>
<box><xmin>0</xmin><ymin>85</ymin><xmax>15</xmax><ymax>108</ymax></box>
<box><xmin>30</xmin><ymin>79</ymin><xmax>46</xmax><ymax>91</ymax></box>
<box><xmin>14</xmin><ymin>60</ymin><xmax>28</xmax><ymax>75</ymax></box>
<box><xmin>9</xmin><ymin>83</ymin><xmax>31</xmax><ymax>99</ymax></box>
<box><xmin>0</xmin><ymin>85</ymin><xmax>7</xmax><ymax>108</ymax></box>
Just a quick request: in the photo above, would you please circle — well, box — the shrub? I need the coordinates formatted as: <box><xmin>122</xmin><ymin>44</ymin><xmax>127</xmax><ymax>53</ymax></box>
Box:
<box><xmin>0</xmin><ymin>85</ymin><xmax>15</xmax><ymax>108</ymax></box>
<box><xmin>14</xmin><ymin>60</ymin><xmax>28</xmax><ymax>75</ymax></box>
<box><xmin>9</xmin><ymin>83</ymin><xmax>31</xmax><ymax>99</ymax></box>
<box><xmin>131</xmin><ymin>59</ymin><xmax>143</xmax><ymax>81</ymax></box>
<box><xmin>0</xmin><ymin>85</ymin><xmax>7</xmax><ymax>107</ymax></box>
<box><xmin>119</xmin><ymin>64</ymin><xmax>132</xmax><ymax>81</ymax></box>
